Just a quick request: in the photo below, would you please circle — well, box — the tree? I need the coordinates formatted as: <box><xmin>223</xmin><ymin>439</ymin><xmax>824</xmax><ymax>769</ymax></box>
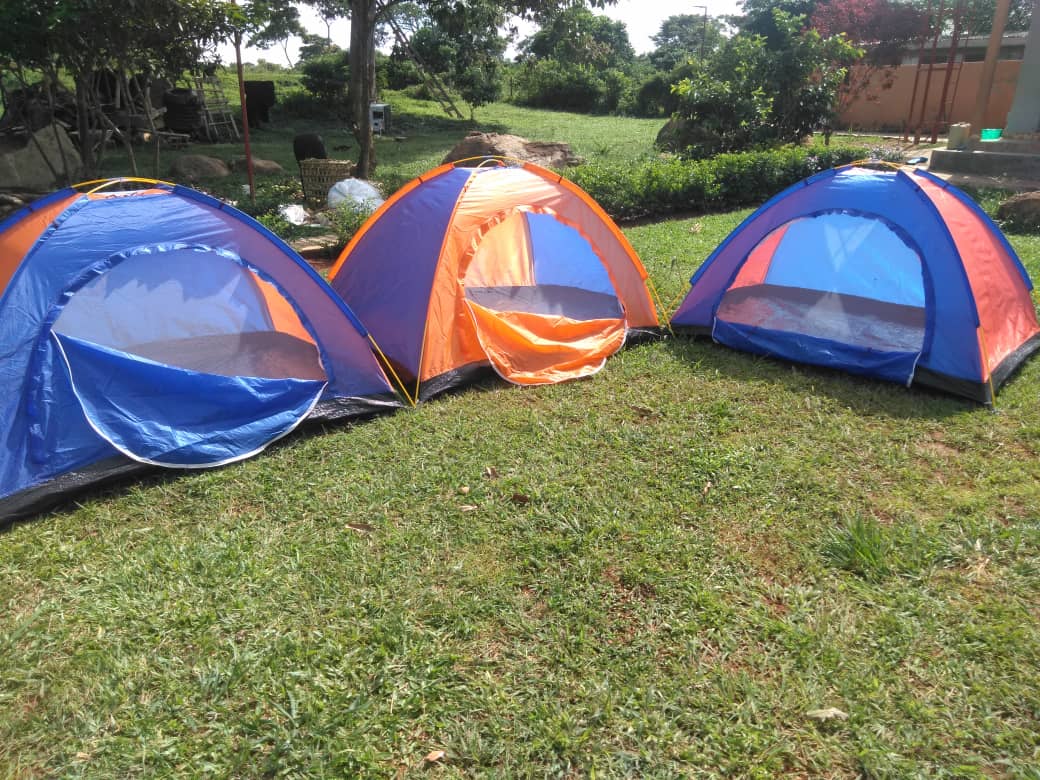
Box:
<box><xmin>519</xmin><ymin>6</ymin><xmax>634</xmax><ymax>70</ymax></box>
<box><xmin>0</xmin><ymin>0</ymin><xmax>233</xmax><ymax>179</ymax></box>
<box><xmin>938</xmin><ymin>0</ymin><xmax>1033</xmax><ymax>35</ymax></box>
<box><xmin>649</xmin><ymin>14</ymin><xmax>727</xmax><ymax>71</ymax></box>
<box><xmin>666</xmin><ymin>10</ymin><xmax>861</xmax><ymax>156</ymax></box>
<box><xmin>733</xmin><ymin>0</ymin><xmax>817</xmax><ymax>46</ymax></box>
<box><xmin>241</xmin><ymin>0</ymin><xmax>306</xmax><ymax>68</ymax></box>
<box><xmin>407</xmin><ymin>7</ymin><xmax>508</xmax><ymax>112</ymax></box>
<box><xmin>327</xmin><ymin>0</ymin><xmax>617</xmax><ymax>178</ymax></box>
<box><xmin>810</xmin><ymin>0</ymin><xmax>925</xmax><ymax>124</ymax></box>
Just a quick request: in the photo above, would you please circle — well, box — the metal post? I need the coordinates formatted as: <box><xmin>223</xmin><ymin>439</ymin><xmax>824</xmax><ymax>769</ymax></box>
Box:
<box><xmin>692</xmin><ymin>5</ymin><xmax>709</xmax><ymax>59</ymax></box>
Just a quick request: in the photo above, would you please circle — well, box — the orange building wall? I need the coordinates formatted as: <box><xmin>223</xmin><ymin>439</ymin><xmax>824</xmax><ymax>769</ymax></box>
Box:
<box><xmin>839</xmin><ymin>60</ymin><xmax>1022</xmax><ymax>132</ymax></box>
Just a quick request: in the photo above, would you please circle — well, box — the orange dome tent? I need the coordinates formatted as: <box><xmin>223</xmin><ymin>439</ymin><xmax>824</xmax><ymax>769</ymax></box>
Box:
<box><xmin>329</xmin><ymin>160</ymin><xmax>660</xmax><ymax>403</ymax></box>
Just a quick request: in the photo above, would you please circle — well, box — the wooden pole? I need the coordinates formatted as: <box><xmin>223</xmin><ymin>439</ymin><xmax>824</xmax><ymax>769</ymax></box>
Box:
<box><xmin>235</xmin><ymin>31</ymin><xmax>255</xmax><ymax>204</ymax></box>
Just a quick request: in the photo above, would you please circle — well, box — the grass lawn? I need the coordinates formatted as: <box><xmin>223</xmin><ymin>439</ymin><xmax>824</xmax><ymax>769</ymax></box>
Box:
<box><xmin>4</xmin><ymin>96</ymin><xmax>1040</xmax><ymax>778</ymax></box>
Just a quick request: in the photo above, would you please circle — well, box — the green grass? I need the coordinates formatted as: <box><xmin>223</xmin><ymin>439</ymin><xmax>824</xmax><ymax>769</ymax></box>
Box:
<box><xmin>6</xmin><ymin>99</ymin><xmax>1040</xmax><ymax>778</ymax></box>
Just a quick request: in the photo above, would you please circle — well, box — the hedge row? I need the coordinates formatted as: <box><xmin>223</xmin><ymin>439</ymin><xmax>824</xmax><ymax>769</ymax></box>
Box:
<box><xmin>566</xmin><ymin>145</ymin><xmax>870</xmax><ymax>222</ymax></box>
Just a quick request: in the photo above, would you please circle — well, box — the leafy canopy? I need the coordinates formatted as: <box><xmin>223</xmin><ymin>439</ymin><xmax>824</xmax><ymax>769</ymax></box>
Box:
<box><xmin>668</xmin><ymin>10</ymin><xmax>861</xmax><ymax>157</ymax></box>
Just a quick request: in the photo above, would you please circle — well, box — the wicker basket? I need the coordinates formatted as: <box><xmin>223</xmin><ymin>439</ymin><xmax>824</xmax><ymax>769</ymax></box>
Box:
<box><xmin>299</xmin><ymin>158</ymin><xmax>357</xmax><ymax>202</ymax></box>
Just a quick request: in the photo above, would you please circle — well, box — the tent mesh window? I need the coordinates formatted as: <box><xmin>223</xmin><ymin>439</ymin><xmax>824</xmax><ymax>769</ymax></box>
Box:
<box><xmin>715</xmin><ymin>213</ymin><xmax>927</xmax><ymax>378</ymax></box>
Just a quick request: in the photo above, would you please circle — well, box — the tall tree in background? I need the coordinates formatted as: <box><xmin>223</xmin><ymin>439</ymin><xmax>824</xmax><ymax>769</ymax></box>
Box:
<box><xmin>519</xmin><ymin>6</ymin><xmax>634</xmax><ymax>70</ymax></box>
<box><xmin>734</xmin><ymin>0</ymin><xmax>817</xmax><ymax>46</ymax></box>
<box><xmin>810</xmin><ymin>0</ymin><xmax>925</xmax><ymax>121</ymax></box>
<box><xmin>335</xmin><ymin>0</ymin><xmax>615</xmax><ymax>178</ymax></box>
<box><xmin>240</xmin><ymin>0</ymin><xmax>306</xmax><ymax>68</ymax></box>
<box><xmin>649</xmin><ymin>13</ymin><xmax>728</xmax><ymax>71</ymax></box>
<box><xmin>409</xmin><ymin>4</ymin><xmax>508</xmax><ymax>113</ymax></box>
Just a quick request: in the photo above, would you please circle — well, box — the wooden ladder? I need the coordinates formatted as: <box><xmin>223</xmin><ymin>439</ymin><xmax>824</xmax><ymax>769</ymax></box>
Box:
<box><xmin>378</xmin><ymin>3</ymin><xmax>465</xmax><ymax>120</ymax></box>
<box><xmin>193</xmin><ymin>74</ymin><xmax>240</xmax><ymax>142</ymax></box>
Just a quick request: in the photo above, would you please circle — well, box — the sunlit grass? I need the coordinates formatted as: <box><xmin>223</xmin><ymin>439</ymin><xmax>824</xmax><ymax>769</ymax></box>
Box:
<box><xmin>7</xmin><ymin>99</ymin><xmax>1040</xmax><ymax>778</ymax></box>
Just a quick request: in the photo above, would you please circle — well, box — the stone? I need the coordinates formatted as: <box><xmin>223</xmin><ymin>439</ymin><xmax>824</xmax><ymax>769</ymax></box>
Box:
<box><xmin>170</xmin><ymin>154</ymin><xmax>231</xmax><ymax>182</ymax></box>
<box><xmin>0</xmin><ymin>124</ymin><xmax>82</xmax><ymax>192</ymax></box>
<box><xmin>996</xmin><ymin>190</ymin><xmax>1040</xmax><ymax>230</ymax></box>
<box><xmin>442</xmin><ymin>131</ymin><xmax>583</xmax><ymax>168</ymax></box>
<box><xmin>229</xmin><ymin>156</ymin><xmax>285</xmax><ymax>175</ymax></box>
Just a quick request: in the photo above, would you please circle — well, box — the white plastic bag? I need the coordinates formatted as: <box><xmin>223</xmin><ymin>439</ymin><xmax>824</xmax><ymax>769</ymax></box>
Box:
<box><xmin>327</xmin><ymin>178</ymin><xmax>384</xmax><ymax>210</ymax></box>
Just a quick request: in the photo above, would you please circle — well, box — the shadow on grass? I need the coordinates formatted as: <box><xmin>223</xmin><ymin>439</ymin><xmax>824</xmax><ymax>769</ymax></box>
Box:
<box><xmin>660</xmin><ymin>333</ymin><xmax>975</xmax><ymax>421</ymax></box>
<box><xmin>0</xmin><ymin>409</ymin><xmax>397</xmax><ymax>535</ymax></box>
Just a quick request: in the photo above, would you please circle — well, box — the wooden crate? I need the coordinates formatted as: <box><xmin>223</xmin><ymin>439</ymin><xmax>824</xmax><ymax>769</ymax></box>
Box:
<box><xmin>299</xmin><ymin>158</ymin><xmax>357</xmax><ymax>202</ymax></box>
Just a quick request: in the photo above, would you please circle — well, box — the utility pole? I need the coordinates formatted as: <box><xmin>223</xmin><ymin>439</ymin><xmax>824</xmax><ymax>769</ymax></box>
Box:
<box><xmin>692</xmin><ymin>5</ymin><xmax>708</xmax><ymax>59</ymax></box>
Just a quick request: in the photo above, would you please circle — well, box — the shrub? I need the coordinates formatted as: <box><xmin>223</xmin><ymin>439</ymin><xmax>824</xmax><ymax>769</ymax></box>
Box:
<box><xmin>565</xmin><ymin>145</ymin><xmax>867</xmax><ymax>221</ymax></box>
<box><xmin>513</xmin><ymin>59</ymin><xmax>604</xmax><ymax>113</ymax></box>
<box><xmin>328</xmin><ymin>199</ymin><xmax>378</xmax><ymax>247</ymax></box>
<box><xmin>300</xmin><ymin>49</ymin><xmax>350</xmax><ymax>108</ymax></box>
<box><xmin>277</xmin><ymin>88</ymin><xmax>334</xmax><ymax>120</ymax></box>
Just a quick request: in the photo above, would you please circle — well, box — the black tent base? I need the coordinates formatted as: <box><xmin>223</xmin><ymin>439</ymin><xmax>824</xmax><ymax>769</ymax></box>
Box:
<box><xmin>670</xmin><ymin>326</ymin><xmax>1040</xmax><ymax>406</ymax></box>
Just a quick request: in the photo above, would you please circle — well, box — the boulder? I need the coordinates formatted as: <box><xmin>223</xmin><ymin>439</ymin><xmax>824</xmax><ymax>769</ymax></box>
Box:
<box><xmin>230</xmin><ymin>156</ymin><xmax>285</xmax><ymax>175</ymax></box>
<box><xmin>0</xmin><ymin>124</ymin><xmax>82</xmax><ymax>192</ymax></box>
<box><xmin>170</xmin><ymin>154</ymin><xmax>231</xmax><ymax>181</ymax></box>
<box><xmin>442</xmin><ymin>132</ymin><xmax>583</xmax><ymax>168</ymax></box>
<box><xmin>996</xmin><ymin>191</ymin><xmax>1040</xmax><ymax>230</ymax></box>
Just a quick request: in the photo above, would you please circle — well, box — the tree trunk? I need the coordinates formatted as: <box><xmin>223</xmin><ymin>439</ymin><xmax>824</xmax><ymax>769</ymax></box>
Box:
<box><xmin>350</xmin><ymin>0</ymin><xmax>377</xmax><ymax>178</ymax></box>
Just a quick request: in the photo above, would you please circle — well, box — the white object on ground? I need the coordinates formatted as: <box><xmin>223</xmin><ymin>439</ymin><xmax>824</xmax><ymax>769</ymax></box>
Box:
<box><xmin>278</xmin><ymin>204</ymin><xmax>310</xmax><ymax>225</ymax></box>
<box><xmin>328</xmin><ymin>178</ymin><xmax>384</xmax><ymax>210</ymax></box>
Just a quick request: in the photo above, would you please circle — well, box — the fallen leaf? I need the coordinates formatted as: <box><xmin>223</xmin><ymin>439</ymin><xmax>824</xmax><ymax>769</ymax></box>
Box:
<box><xmin>510</xmin><ymin>493</ymin><xmax>530</xmax><ymax>505</ymax></box>
<box><xmin>629</xmin><ymin>404</ymin><xmax>658</xmax><ymax>418</ymax></box>
<box><xmin>345</xmin><ymin>522</ymin><xmax>374</xmax><ymax>533</ymax></box>
<box><xmin>75</xmin><ymin>752</ymin><xmax>91</xmax><ymax>761</ymax></box>
<box><xmin>690</xmin><ymin>222</ymin><xmax>703</xmax><ymax>233</ymax></box>
<box><xmin>806</xmin><ymin>707</ymin><xmax>848</xmax><ymax>721</ymax></box>
<box><xmin>459</xmin><ymin>485</ymin><xmax>470</xmax><ymax>495</ymax></box>
<box><xmin>483</xmin><ymin>466</ymin><xmax>500</xmax><ymax>479</ymax></box>
<box><xmin>702</xmin><ymin>481</ymin><xmax>713</xmax><ymax>496</ymax></box>
<box><xmin>423</xmin><ymin>749</ymin><xmax>446</xmax><ymax>764</ymax></box>
<box><xmin>459</xmin><ymin>504</ymin><xmax>479</xmax><ymax>512</ymax></box>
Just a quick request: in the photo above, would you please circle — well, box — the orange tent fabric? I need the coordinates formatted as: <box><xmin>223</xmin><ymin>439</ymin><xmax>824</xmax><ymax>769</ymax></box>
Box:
<box><xmin>330</xmin><ymin>160</ymin><xmax>659</xmax><ymax>401</ymax></box>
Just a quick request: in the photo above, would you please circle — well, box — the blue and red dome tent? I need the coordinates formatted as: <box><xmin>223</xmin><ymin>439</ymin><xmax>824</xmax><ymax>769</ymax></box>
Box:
<box><xmin>0</xmin><ymin>179</ymin><xmax>401</xmax><ymax>521</ymax></box>
<box><xmin>671</xmin><ymin>166</ymin><xmax>1040</xmax><ymax>403</ymax></box>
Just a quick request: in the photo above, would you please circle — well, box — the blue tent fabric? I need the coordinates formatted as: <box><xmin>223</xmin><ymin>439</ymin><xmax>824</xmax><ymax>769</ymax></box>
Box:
<box><xmin>1</xmin><ymin>182</ymin><xmax>400</xmax><ymax>521</ymax></box>
<box><xmin>670</xmin><ymin>167</ymin><xmax>1040</xmax><ymax>399</ymax></box>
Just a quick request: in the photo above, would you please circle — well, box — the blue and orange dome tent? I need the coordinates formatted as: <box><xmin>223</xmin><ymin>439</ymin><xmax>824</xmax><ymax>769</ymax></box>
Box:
<box><xmin>329</xmin><ymin>159</ymin><xmax>662</xmax><ymax>403</ymax></box>
<box><xmin>0</xmin><ymin>179</ymin><xmax>401</xmax><ymax>521</ymax></box>
<box><xmin>671</xmin><ymin>165</ymin><xmax>1040</xmax><ymax>403</ymax></box>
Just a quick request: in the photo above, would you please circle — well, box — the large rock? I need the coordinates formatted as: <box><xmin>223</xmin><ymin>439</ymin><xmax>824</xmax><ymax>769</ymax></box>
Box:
<box><xmin>230</xmin><ymin>156</ymin><xmax>285</xmax><ymax>175</ymax></box>
<box><xmin>996</xmin><ymin>191</ymin><xmax>1040</xmax><ymax>230</ymax></box>
<box><xmin>442</xmin><ymin>132</ymin><xmax>583</xmax><ymax>168</ymax></box>
<box><xmin>170</xmin><ymin>154</ymin><xmax>231</xmax><ymax>181</ymax></box>
<box><xmin>0</xmin><ymin>124</ymin><xmax>82</xmax><ymax>192</ymax></box>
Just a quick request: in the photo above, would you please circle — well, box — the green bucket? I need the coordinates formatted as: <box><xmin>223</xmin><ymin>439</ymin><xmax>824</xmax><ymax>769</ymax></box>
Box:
<box><xmin>980</xmin><ymin>128</ymin><xmax>1003</xmax><ymax>141</ymax></box>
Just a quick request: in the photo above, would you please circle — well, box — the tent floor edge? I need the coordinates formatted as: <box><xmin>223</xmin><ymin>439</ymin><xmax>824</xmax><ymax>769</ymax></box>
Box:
<box><xmin>911</xmin><ymin>367</ymin><xmax>992</xmax><ymax>405</ymax></box>
<box><xmin>668</xmin><ymin>325</ymin><xmax>714</xmax><ymax>338</ymax></box>
<box><xmin>989</xmin><ymin>330</ymin><xmax>1040</xmax><ymax>396</ymax></box>
<box><xmin>309</xmin><ymin>393</ymin><xmax>405</xmax><ymax>422</ymax></box>
<box><xmin>1</xmin><ymin>455</ymin><xmax>151</xmax><ymax>527</ymax></box>
<box><xmin>418</xmin><ymin>363</ymin><xmax>498</xmax><ymax>403</ymax></box>
<box><xmin>624</xmin><ymin>326</ymin><xmax>668</xmax><ymax>347</ymax></box>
